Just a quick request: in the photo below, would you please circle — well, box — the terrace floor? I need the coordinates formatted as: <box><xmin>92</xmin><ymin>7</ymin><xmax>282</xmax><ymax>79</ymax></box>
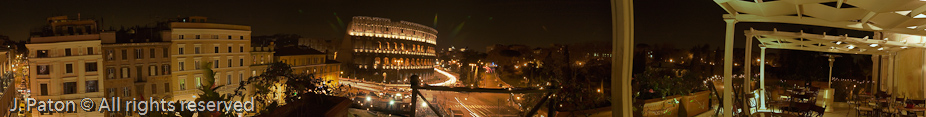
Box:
<box><xmin>694</xmin><ymin>102</ymin><xmax>879</xmax><ymax>117</ymax></box>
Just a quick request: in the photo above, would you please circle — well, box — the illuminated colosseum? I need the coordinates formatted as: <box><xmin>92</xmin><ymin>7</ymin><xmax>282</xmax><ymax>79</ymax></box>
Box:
<box><xmin>338</xmin><ymin>16</ymin><xmax>437</xmax><ymax>84</ymax></box>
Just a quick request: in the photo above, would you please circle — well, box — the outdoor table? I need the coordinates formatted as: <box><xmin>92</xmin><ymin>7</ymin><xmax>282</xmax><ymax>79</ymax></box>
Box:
<box><xmin>895</xmin><ymin>106</ymin><xmax>926</xmax><ymax>116</ymax></box>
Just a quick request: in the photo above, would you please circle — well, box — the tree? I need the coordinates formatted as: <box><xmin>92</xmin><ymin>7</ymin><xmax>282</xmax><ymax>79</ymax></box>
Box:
<box><xmin>232</xmin><ymin>62</ymin><xmax>340</xmax><ymax>116</ymax></box>
<box><xmin>184</xmin><ymin>62</ymin><xmax>234</xmax><ymax>117</ymax></box>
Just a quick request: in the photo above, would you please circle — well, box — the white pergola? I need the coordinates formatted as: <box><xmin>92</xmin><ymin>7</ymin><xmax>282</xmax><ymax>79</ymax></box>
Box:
<box><xmin>714</xmin><ymin>0</ymin><xmax>926</xmax><ymax>116</ymax></box>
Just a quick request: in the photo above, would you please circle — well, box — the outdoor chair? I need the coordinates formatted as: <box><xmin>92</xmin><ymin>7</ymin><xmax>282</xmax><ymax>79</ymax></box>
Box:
<box><xmin>856</xmin><ymin>96</ymin><xmax>875</xmax><ymax>117</ymax></box>
<box><xmin>909</xmin><ymin>99</ymin><xmax>926</xmax><ymax>117</ymax></box>
<box><xmin>808</xmin><ymin>104</ymin><xmax>827</xmax><ymax>117</ymax></box>
<box><xmin>882</xmin><ymin>101</ymin><xmax>902</xmax><ymax>117</ymax></box>
<box><xmin>766</xmin><ymin>90</ymin><xmax>789</xmax><ymax>113</ymax></box>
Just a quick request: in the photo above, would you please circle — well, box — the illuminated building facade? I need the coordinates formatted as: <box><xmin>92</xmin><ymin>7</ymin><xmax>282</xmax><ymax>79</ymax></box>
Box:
<box><xmin>100</xmin><ymin>27</ymin><xmax>173</xmax><ymax>117</ymax></box>
<box><xmin>274</xmin><ymin>47</ymin><xmax>340</xmax><ymax>84</ymax></box>
<box><xmin>26</xmin><ymin>16</ymin><xmax>104</xmax><ymax>116</ymax></box>
<box><xmin>338</xmin><ymin>16</ymin><xmax>437</xmax><ymax>83</ymax></box>
<box><xmin>167</xmin><ymin>16</ymin><xmax>252</xmax><ymax>101</ymax></box>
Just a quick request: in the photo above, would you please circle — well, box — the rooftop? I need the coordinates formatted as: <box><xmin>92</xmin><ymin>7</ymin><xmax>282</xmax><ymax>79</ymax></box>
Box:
<box><xmin>274</xmin><ymin>46</ymin><xmax>324</xmax><ymax>56</ymax></box>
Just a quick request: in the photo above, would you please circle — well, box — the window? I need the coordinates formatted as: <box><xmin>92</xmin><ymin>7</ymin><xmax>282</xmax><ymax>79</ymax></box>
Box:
<box><xmin>63</xmin><ymin>82</ymin><xmax>77</xmax><ymax>94</ymax></box>
<box><xmin>228</xmin><ymin>35</ymin><xmax>232</xmax><ymax>39</ymax></box>
<box><xmin>85</xmin><ymin>62</ymin><xmax>97</xmax><ymax>72</ymax></box>
<box><xmin>163</xmin><ymin>48</ymin><xmax>169</xmax><ymax>57</ymax></box>
<box><xmin>37</xmin><ymin>65</ymin><xmax>50</xmax><ymax>75</ymax></box>
<box><xmin>227</xmin><ymin>75</ymin><xmax>232</xmax><ymax>85</ymax></box>
<box><xmin>179</xmin><ymin>47</ymin><xmax>185</xmax><ymax>55</ymax></box>
<box><xmin>239</xmin><ymin>73</ymin><xmax>243</xmax><ymax>84</ymax></box>
<box><xmin>86</xmin><ymin>80</ymin><xmax>98</xmax><ymax>92</ymax></box>
<box><xmin>162</xmin><ymin>64</ymin><xmax>170</xmax><ymax>75</ymax></box>
<box><xmin>40</xmin><ymin>84</ymin><xmax>48</xmax><ymax>96</ymax></box>
<box><xmin>151</xmin><ymin>84</ymin><xmax>157</xmax><ymax>94</ymax></box>
<box><xmin>195</xmin><ymin>77</ymin><xmax>201</xmax><ymax>88</ymax></box>
<box><xmin>195</xmin><ymin>61</ymin><xmax>201</xmax><ymax>70</ymax></box>
<box><xmin>121</xmin><ymin>67</ymin><xmax>129</xmax><ymax>78</ymax></box>
<box><xmin>240</xmin><ymin>36</ymin><xmax>244</xmax><ymax>40</ymax></box>
<box><xmin>135</xmin><ymin>49</ymin><xmax>143</xmax><ymax>59</ymax></box>
<box><xmin>214</xmin><ymin>46</ymin><xmax>219</xmax><ymax>53</ymax></box>
<box><xmin>121</xmin><ymin>50</ymin><xmax>127</xmax><ymax>60</ymax></box>
<box><xmin>149</xmin><ymin>65</ymin><xmax>157</xmax><ymax>76</ymax></box>
<box><xmin>123</xmin><ymin>87</ymin><xmax>131</xmax><ymax>97</ymax></box>
<box><xmin>179</xmin><ymin>79</ymin><xmax>186</xmax><ymax>90</ymax></box>
<box><xmin>65</xmin><ymin>48</ymin><xmax>72</xmax><ymax>56</ymax></box>
<box><xmin>239</xmin><ymin>59</ymin><xmax>244</xmax><ymax>66</ymax></box>
<box><xmin>195</xmin><ymin>35</ymin><xmax>200</xmax><ymax>39</ymax></box>
<box><xmin>87</xmin><ymin>47</ymin><xmax>93</xmax><ymax>55</ymax></box>
<box><xmin>150</xmin><ymin>49</ymin><xmax>156</xmax><ymax>58</ymax></box>
<box><xmin>228</xmin><ymin>59</ymin><xmax>232</xmax><ymax>67</ymax></box>
<box><xmin>37</xmin><ymin>50</ymin><xmax>49</xmax><ymax>58</ymax></box>
<box><xmin>227</xmin><ymin>46</ymin><xmax>232</xmax><ymax>53</ymax></box>
<box><xmin>107</xmin><ymin>68</ymin><xmax>115</xmax><ymax>79</ymax></box>
<box><xmin>214</xmin><ymin>60</ymin><xmax>219</xmax><ymax>68</ymax></box>
<box><xmin>108</xmin><ymin>88</ymin><xmax>115</xmax><ymax>97</ymax></box>
<box><xmin>195</xmin><ymin>47</ymin><xmax>201</xmax><ymax>54</ymax></box>
<box><xmin>179</xmin><ymin>35</ymin><xmax>185</xmax><ymax>39</ymax></box>
<box><xmin>164</xmin><ymin>83</ymin><xmax>170</xmax><ymax>92</ymax></box>
<box><xmin>179</xmin><ymin>62</ymin><xmax>185</xmax><ymax>71</ymax></box>
<box><xmin>106</xmin><ymin>50</ymin><xmax>114</xmax><ymax>60</ymax></box>
<box><xmin>65</xmin><ymin>64</ymin><xmax>73</xmax><ymax>73</ymax></box>
<box><xmin>136</xmin><ymin>66</ymin><xmax>143</xmax><ymax>80</ymax></box>
<box><xmin>239</xmin><ymin>46</ymin><xmax>244</xmax><ymax>52</ymax></box>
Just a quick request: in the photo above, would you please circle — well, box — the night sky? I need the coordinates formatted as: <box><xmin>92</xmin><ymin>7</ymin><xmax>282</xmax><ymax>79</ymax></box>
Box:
<box><xmin>0</xmin><ymin>0</ymin><xmax>611</xmax><ymax>52</ymax></box>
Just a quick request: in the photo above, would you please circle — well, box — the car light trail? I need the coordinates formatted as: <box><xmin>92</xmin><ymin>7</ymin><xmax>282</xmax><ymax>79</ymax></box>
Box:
<box><xmin>431</xmin><ymin>68</ymin><xmax>458</xmax><ymax>86</ymax></box>
<box><xmin>454</xmin><ymin>97</ymin><xmax>480</xmax><ymax>117</ymax></box>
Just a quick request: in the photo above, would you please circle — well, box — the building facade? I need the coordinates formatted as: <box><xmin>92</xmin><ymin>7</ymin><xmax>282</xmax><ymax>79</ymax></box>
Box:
<box><xmin>298</xmin><ymin>38</ymin><xmax>340</xmax><ymax>60</ymax></box>
<box><xmin>249</xmin><ymin>42</ymin><xmax>274</xmax><ymax>77</ymax></box>
<box><xmin>275</xmin><ymin>47</ymin><xmax>340</xmax><ymax>84</ymax></box>
<box><xmin>337</xmin><ymin>16</ymin><xmax>437</xmax><ymax>84</ymax></box>
<box><xmin>167</xmin><ymin>17</ymin><xmax>252</xmax><ymax>101</ymax></box>
<box><xmin>26</xmin><ymin>16</ymin><xmax>104</xmax><ymax>116</ymax></box>
<box><xmin>100</xmin><ymin>27</ymin><xmax>174</xmax><ymax>117</ymax></box>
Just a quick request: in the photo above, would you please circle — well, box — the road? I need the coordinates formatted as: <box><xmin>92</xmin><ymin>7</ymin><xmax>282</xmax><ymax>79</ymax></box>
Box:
<box><xmin>342</xmin><ymin>68</ymin><xmax>527</xmax><ymax>117</ymax></box>
<box><xmin>417</xmin><ymin>69</ymin><xmax>523</xmax><ymax>117</ymax></box>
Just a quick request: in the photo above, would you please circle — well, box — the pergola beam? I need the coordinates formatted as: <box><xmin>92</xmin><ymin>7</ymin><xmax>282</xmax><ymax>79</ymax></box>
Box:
<box><xmin>861</xmin><ymin>12</ymin><xmax>878</xmax><ymax>24</ymax></box>
<box><xmin>717</xmin><ymin>2</ymin><xmax>739</xmax><ymax>15</ymax></box>
<box><xmin>910</xmin><ymin>4</ymin><xmax>926</xmax><ymax>17</ymax></box>
<box><xmin>796</xmin><ymin>4</ymin><xmax>804</xmax><ymax>19</ymax></box>
<box><xmin>746</xmin><ymin>30</ymin><xmax>915</xmax><ymax>55</ymax></box>
<box><xmin>836</xmin><ymin>0</ymin><xmax>845</xmax><ymax>9</ymax></box>
<box><xmin>725</xmin><ymin>14</ymin><xmax>926</xmax><ymax>37</ymax></box>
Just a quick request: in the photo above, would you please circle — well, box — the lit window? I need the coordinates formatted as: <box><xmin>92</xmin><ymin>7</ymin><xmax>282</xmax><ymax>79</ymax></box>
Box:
<box><xmin>179</xmin><ymin>79</ymin><xmax>186</xmax><ymax>90</ymax></box>
<box><xmin>195</xmin><ymin>77</ymin><xmax>201</xmax><ymax>88</ymax></box>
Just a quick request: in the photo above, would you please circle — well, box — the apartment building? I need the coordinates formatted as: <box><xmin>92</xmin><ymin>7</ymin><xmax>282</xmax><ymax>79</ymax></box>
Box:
<box><xmin>25</xmin><ymin>16</ymin><xmax>104</xmax><ymax>116</ymax></box>
<box><xmin>167</xmin><ymin>16</ymin><xmax>252</xmax><ymax>101</ymax></box>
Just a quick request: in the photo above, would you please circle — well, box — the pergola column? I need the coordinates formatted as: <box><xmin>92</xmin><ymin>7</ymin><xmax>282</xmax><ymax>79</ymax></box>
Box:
<box><xmin>743</xmin><ymin>33</ymin><xmax>753</xmax><ymax>114</ymax></box>
<box><xmin>723</xmin><ymin>17</ymin><xmax>737</xmax><ymax>117</ymax></box>
<box><xmin>612</xmin><ymin>0</ymin><xmax>634</xmax><ymax>116</ymax></box>
<box><xmin>759</xmin><ymin>46</ymin><xmax>766</xmax><ymax>110</ymax></box>
<box><xmin>873</xmin><ymin>55</ymin><xmax>880</xmax><ymax>92</ymax></box>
